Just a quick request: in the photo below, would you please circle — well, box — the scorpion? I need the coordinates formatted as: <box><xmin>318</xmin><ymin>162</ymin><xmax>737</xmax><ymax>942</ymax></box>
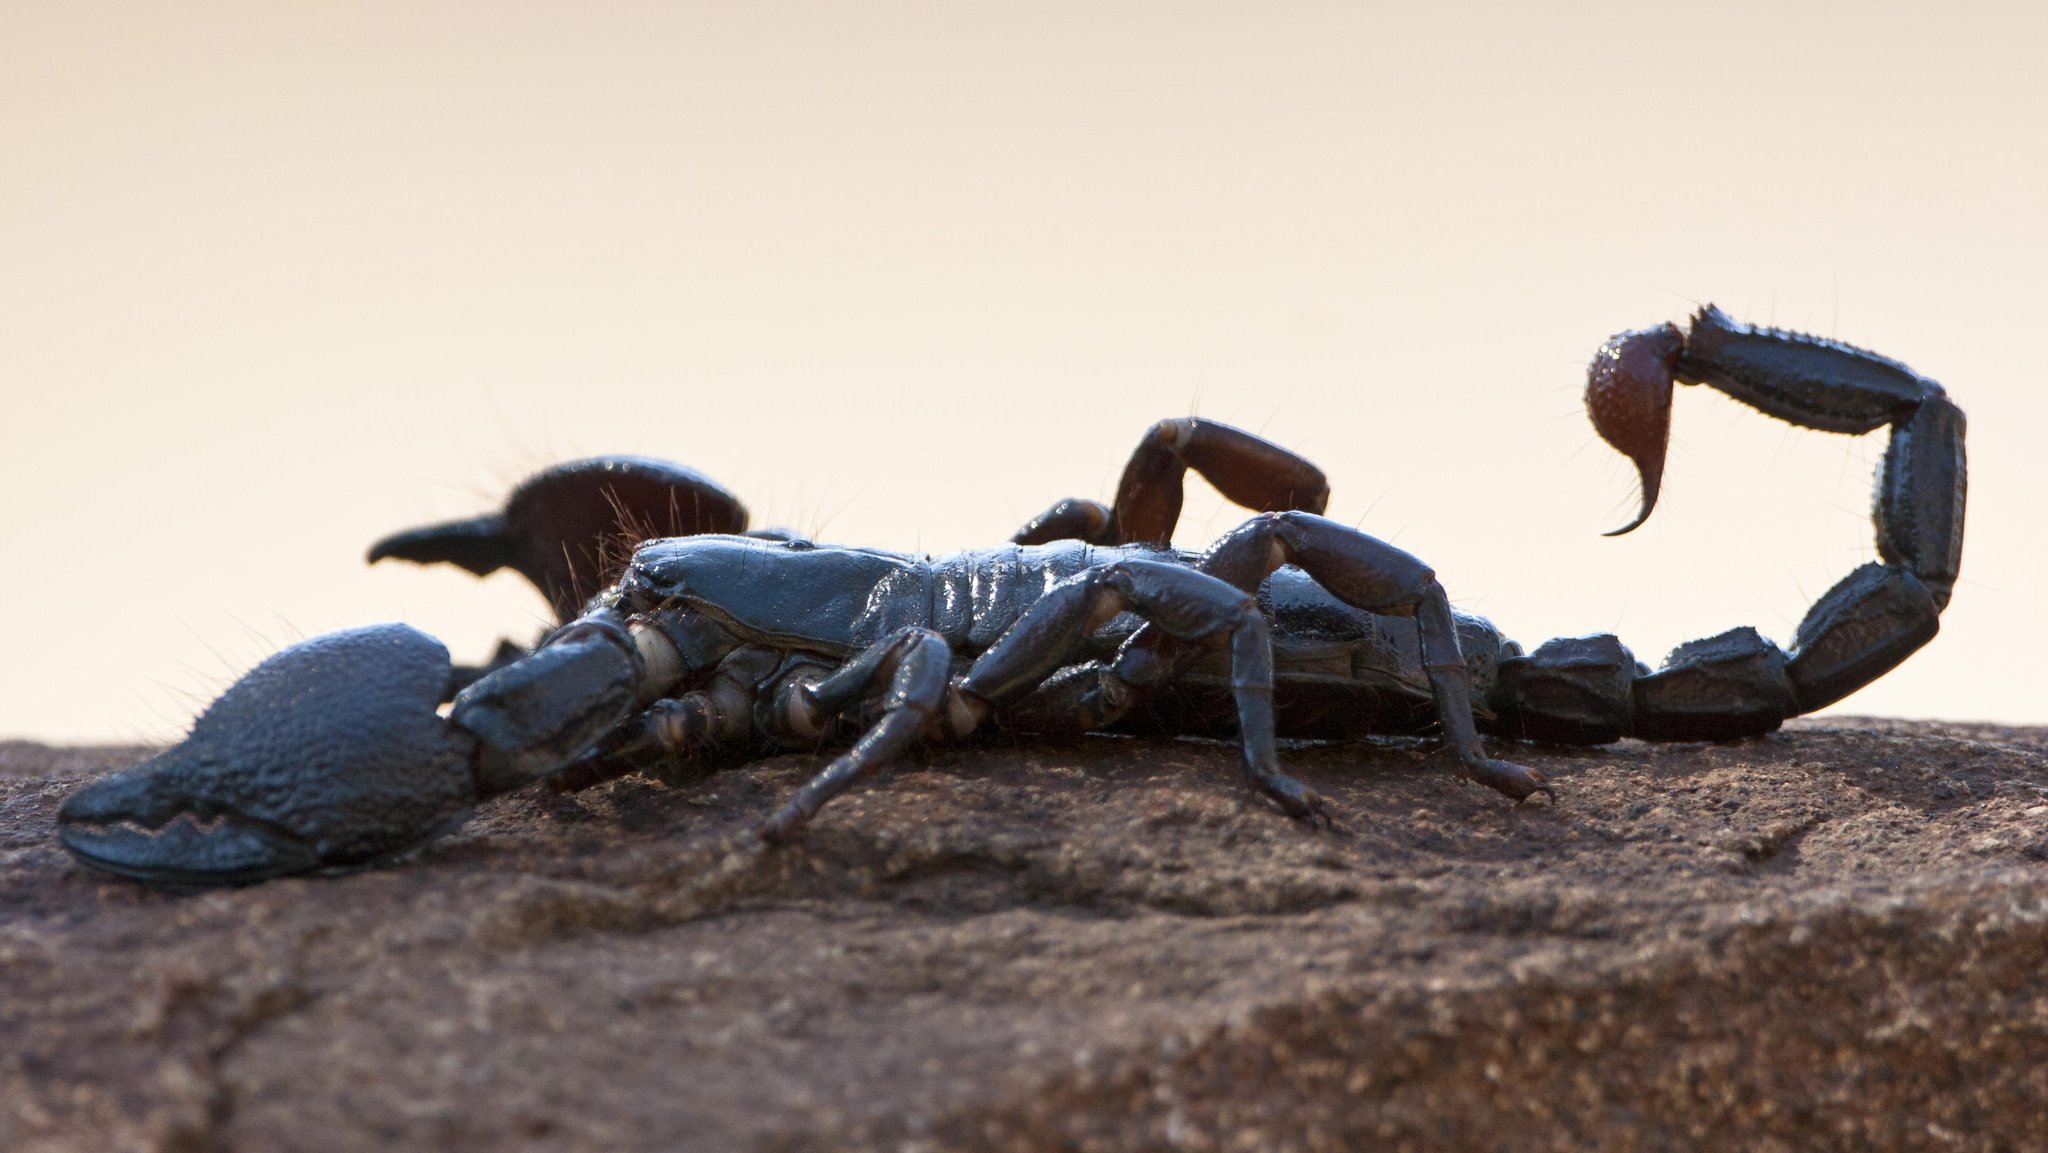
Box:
<box><xmin>57</xmin><ymin>306</ymin><xmax>1965</xmax><ymax>889</ymax></box>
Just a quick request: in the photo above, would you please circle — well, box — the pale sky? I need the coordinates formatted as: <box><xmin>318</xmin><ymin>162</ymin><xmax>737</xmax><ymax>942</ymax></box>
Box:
<box><xmin>3</xmin><ymin>1</ymin><xmax>2043</xmax><ymax>742</ymax></box>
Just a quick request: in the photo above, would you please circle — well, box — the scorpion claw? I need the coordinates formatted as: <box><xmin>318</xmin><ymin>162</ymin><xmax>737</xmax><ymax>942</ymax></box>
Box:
<box><xmin>56</xmin><ymin>777</ymin><xmax>327</xmax><ymax>886</ymax></box>
<box><xmin>369</xmin><ymin>457</ymin><xmax>749</xmax><ymax>622</ymax></box>
<box><xmin>58</xmin><ymin>625</ymin><xmax>481</xmax><ymax>888</ymax></box>
<box><xmin>1587</xmin><ymin>322</ymin><xmax>1683</xmax><ymax>537</ymax></box>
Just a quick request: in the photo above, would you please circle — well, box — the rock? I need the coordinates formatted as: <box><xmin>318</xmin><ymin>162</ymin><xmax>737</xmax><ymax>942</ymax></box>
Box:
<box><xmin>3</xmin><ymin>722</ymin><xmax>2046</xmax><ymax>1151</ymax></box>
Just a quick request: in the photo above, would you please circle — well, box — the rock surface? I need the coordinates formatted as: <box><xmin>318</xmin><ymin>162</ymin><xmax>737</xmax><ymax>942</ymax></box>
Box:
<box><xmin>4</xmin><ymin>722</ymin><xmax>2047</xmax><ymax>1152</ymax></box>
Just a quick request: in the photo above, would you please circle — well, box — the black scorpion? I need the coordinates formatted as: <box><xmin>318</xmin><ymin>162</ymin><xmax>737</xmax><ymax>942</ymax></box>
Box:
<box><xmin>57</xmin><ymin>306</ymin><xmax>1965</xmax><ymax>888</ymax></box>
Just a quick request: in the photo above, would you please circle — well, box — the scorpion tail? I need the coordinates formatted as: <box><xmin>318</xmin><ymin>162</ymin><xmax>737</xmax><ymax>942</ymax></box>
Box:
<box><xmin>1493</xmin><ymin>307</ymin><xmax>1963</xmax><ymax>743</ymax></box>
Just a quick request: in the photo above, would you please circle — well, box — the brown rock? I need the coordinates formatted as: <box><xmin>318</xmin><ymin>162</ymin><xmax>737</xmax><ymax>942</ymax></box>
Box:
<box><xmin>4</xmin><ymin>722</ymin><xmax>2047</xmax><ymax>1151</ymax></box>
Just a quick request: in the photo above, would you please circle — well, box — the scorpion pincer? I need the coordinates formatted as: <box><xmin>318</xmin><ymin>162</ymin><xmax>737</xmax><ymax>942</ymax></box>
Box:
<box><xmin>59</xmin><ymin>306</ymin><xmax>1964</xmax><ymax>888</ymax></box>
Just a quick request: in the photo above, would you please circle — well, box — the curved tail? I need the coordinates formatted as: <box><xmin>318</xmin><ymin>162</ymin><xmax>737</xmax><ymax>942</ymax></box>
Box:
<box><xmin>1491</xmin><ymin>306</ymin><xmax>1964</xmax><ymax>742</ymax></box>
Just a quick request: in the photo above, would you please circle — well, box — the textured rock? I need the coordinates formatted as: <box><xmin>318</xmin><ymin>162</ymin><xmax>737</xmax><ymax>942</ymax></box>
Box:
<box><xmin>3</xmin><ymin>722</ymin><xmax>2046</xmax><ymax>1152</ymax></box>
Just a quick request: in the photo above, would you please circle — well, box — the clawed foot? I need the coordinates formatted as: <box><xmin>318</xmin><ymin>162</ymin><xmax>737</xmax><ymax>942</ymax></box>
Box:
<box><xmin>1459</xmin><ymin>755</ymin><xmax>1556</xmax><ymax>804</ymax></box>
<box><xmin>1293</xmin><ymin>789</ymin><xmax>1338</xmax><ymax>831</ymax></box>
<box><xmin>1251</xmin><ymin>770</ymin><xmax>1337</xmax><ymax>831</ymax></box>
<box><xmin>756</xmin><ymin>798</ymin><xmax>813</xmax><ymax>844</ymax></box>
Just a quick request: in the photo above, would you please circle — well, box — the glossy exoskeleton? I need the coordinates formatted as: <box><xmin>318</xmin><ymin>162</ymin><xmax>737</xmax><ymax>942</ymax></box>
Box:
<box><xmin>58</xmin><ymin>306</ymin><xmax>1964</xmax><ymax>888</ymax></box>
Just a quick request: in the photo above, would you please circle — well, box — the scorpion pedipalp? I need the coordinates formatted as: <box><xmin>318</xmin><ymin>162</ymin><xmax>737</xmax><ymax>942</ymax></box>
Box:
<box><xmin>369</xmin><ymin>456</ymin><xmax>750</xmax><ymax>623</ymax></box>
<box><xmin>58</xmin><ymin>616</ymin><xmax>655</xmax><ymax>888</ymax></box>
<box><xmin>57</xmin><ymin>625</ymin><xmax>480</xmax><ymax>887</ymax></box>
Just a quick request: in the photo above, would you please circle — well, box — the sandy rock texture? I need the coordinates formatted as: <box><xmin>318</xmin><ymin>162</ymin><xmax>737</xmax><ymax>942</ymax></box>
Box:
<box><xmin>3</xmin><ymin>721</ymin><xmax>2047</xmax><ymax>1152</ymax></box>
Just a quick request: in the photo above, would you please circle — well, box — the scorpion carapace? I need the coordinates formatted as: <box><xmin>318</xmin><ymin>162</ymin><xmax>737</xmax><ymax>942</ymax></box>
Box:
<box><xmin>57</xmin><ymin>308</ymin><xmax>1965</xmax><ymax>889</ymax></box>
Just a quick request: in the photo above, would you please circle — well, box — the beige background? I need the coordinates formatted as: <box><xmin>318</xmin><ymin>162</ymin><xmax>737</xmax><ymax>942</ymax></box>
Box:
<box><xmin>2</xmin><ymin>1</ymin><xmax>2042</xmax><ymax>742</ymax></box>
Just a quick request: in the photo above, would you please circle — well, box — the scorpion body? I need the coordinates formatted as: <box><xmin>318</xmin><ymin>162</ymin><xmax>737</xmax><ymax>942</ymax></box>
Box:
<box><xmin>57</xmin><ymin>306</ymin><xmax>1965</xmax><ymax>888</ymax></box>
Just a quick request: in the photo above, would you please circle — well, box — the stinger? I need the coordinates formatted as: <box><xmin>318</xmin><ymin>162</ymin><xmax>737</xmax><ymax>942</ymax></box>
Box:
<box><xmin>1586</xmin><ymin>322</ymin><xmax>1683</xmax><ymax>536</ymax></box>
